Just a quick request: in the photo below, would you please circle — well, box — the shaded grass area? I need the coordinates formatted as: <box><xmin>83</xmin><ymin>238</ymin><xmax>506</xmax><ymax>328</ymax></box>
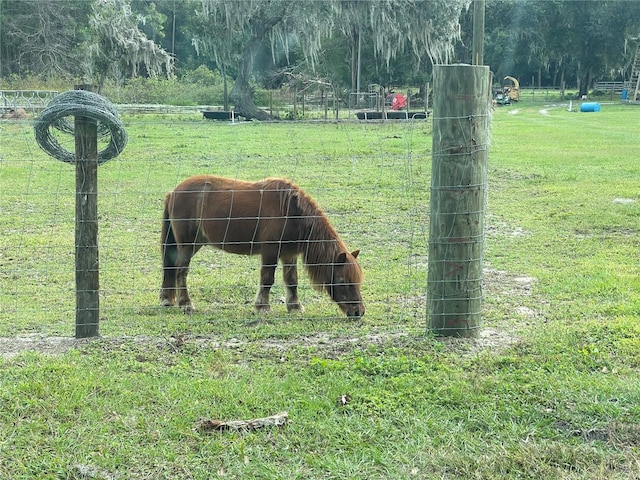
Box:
<box><xmin>1</xmin><ymin>104</ymin><xmax>640</xmax><ymax>478</ymax></box>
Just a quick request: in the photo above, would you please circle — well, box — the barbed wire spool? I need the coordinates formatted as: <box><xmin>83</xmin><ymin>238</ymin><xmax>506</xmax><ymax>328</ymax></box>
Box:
<box><xmin>34</xmin><ymin>90</ymin><xmax>127</xmax><ymax>164</ymax></box>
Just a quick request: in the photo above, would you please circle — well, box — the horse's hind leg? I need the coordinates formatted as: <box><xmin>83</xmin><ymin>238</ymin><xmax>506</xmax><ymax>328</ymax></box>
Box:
<box><xmin>160</xmin><ymin>249</ymin><xmax>178</xmax><ymax>307</ymax></box>
<box><xmin>160</xmin><ymin>271</ymin><xmax>176</xmax><ymax>307</ymax></box>
<box><xmin>282</xmin><ymin>255</ymin><xmax>304</xmax><ymax>313</ymax></box>
<box><xmin>254</xmin><ymin>251</ymin><xmax>278</xmax><ymax>313</ymax></box>
<box><xmin>160</xmin><ymin>213</ymin><xmax>178</xmax><ymax>307</ymax></box>
<box><xmin>175</xmin><ymin>244</ymin><xmax>202</xmax><ymax>314</ymax></box>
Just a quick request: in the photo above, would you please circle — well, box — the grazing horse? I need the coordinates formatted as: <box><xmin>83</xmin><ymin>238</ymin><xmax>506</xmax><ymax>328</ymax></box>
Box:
<box><xmin>160</xmin><ymin>175</ymin><xmax>365</xmax><ymax>319</ymax></box>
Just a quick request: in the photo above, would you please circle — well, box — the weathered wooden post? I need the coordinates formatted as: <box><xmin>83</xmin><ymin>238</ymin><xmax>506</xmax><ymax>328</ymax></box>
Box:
<box><xmin>269</xmin><ymin>91</ymin><xmax>273</xmax><ymax>117</ymax></box>
<box><xmin>323</xmin><ymin>89</ymin><xmax>328</xmax><ymax>121</ymax></box>
<box><xmin>427</xmin><ymin>64</ymin><xmax>491</xmax><ymax>337</ymax></box>
<box><xmin>34</xmin><ymin>87</ymin><xmax>127</xmax><ymax>339</ymax></box>
<box><xmin>293</xmin><ymin>86</ymin><xmax>298</xmax><ymax>119</ymax></box>
<box><xmin>425</xmin><ymin>82</ymin><xmax>430</xmax><ymax>113</ymax></box>
<box><xmin>472</xmin><ymin>0</ymin><xmax>485</xmax><ymax>66</ymax></box>
<box><xmin>74</xmin><ymin>84</ymin><xmax>100</xmax><ymax>338</ymax></box>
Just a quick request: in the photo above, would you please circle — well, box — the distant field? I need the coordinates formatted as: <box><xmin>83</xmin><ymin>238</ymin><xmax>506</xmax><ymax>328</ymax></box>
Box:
<box><xmin>0</xmin><ymin>103</ymin><xmax>639</xmax><ymax>479</ymax></box>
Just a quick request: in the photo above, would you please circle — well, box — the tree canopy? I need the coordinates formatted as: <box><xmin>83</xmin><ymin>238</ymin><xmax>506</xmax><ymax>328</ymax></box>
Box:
<box><xmin>87</xmin><ymin>0</ymin><xmax>174</xmax><ymax>90</ymax></box>
<box><xmin>0</xmin><ymin>0</ymin><xmax>173</xmax><ymax>89</ymax></box>
<box><xmin>477</xmin><ymin>0</ymin><xmax>640</xmax><ymax>95</ymax></box>
<box><xmin>1</xmin><ymin>0</ymin><xmax>639</xmax><ymax>109</ymax></box>
<box><xmin>190</xmin><ymin>0</ymin><xmax>471</xmax><ymax>118</ymax></box>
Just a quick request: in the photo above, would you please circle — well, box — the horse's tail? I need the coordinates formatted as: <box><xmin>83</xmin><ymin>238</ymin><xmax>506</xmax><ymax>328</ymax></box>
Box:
<box><xmin>161</xmin><ymin>193</ymin><xmax>177</xmax><ymax>289</ymax></box>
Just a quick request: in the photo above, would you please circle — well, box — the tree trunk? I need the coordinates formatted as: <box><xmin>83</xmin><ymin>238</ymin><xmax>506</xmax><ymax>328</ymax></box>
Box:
<box><xmin>537</xmin><ymin>68</ymin><xmax>542</xmax><ymax>88</ymax></box>
<box><xmin>222</xmin><ymin>66</ymin><xmax>229</xmax><ymax>111</ymax></box>
<box><xmin>579</xmin><ymin>71</ymin><xmax>591</xmax><ymax>97</ymax></box>
<box><xmin>351</xmin><ymin>31</ymin><xmax>359</xmax><ymax>94</ymax></box>
<box><xmin>585</xmin><ymin>71</ymin><xmax>593</xmax><ymax>96</ymax></box>
<box><xmin>229</xmin><ymin>33</ymin><xmax>274</xmax><ymax>120</ymax></box>
<box><xmin>231</xmin><ymin>75</ymin><xmax>273</xmax><ymax>121</ymax></box>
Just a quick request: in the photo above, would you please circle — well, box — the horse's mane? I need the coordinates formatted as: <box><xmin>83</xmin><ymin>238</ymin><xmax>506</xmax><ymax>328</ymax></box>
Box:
<box><xmin>262</xmin><ymin>178</ymin><xmax>362</xmax><ymax>292</ymax></box>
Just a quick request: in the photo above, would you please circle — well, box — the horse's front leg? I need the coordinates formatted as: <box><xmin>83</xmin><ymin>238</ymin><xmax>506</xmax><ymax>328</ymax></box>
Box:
<box><xmin>282</xmin><ymin>255</ymin><xmax>304</xmax><ymax>313</ymax></box>
<box><xmin>254</xmin><ymin>253</ymin><xmax>277</xmax><ymax>313</ymax></box>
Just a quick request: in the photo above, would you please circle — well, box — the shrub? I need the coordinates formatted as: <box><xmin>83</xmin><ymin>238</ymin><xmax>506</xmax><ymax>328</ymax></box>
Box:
<box><xmin>1</xmin><ymin>67</ymin><xmax>278</xmax><ymax>109</ymax></box>
<box><xmin>182</xmin><ymin>65</ymin><xmax>223</xmax><ymax>86</ymax></box>
<box><xmin>102</xmin><ymin>74</ymin><xmax>227</xmax><ymax>106</ymax></box>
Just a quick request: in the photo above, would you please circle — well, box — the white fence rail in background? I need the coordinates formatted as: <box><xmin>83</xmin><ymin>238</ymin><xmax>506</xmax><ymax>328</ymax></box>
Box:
<box><xmin>0</xmin><ymin>90</ymin><xmax>58</xmax><ymax>114</ymax></box>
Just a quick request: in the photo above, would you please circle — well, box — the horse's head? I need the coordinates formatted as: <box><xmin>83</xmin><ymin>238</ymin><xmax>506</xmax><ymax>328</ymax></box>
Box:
<box><xmin>330</xmin><ymin>250</ymin><xmax>365</xmax><ymax>319</ymax></box>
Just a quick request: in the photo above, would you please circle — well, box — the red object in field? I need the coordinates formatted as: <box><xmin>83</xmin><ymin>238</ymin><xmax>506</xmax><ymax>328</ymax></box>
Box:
<box><xmin>391</xmin><ymin>93</ymin><xmax>407</xmax><ymax>110</ymax></box>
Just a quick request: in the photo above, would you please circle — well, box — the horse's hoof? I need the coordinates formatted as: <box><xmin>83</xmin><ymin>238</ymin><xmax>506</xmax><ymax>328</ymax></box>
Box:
<box><xmin>254</xmin><ymin>304</ymin><xmax>271</xmax><ymax>315</ymax></box>
<box><xmin>287</xmin><ymin>303</ymin><xmax>305</xmax><ymax>314</ymax></box>
<box><xmin>180</xmin><ymin>303</ymin><xmax>194</xmax><ymax>314</ymax></box>
<box><xmin>160</xmin><ymin>298</ymin><xmax>174</xmax><ymax>307</ymax></box>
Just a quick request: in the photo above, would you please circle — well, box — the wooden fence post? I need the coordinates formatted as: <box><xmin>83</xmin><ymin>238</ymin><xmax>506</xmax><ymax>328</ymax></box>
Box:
<box><xmin>35</xmin><ymin>86</ymin><xmax>126</xmax><ymax>338</ymax></box>
<box><xmin>269</xmin><ymin>91</ymin><xmax>273</xmax><ymax>118</ymax></box>
<box><xmin>293</xmin><ymin>86</ymin><xmax>298</xmax><ymax>118</ymax></box>
<box><xmin>74</xmin><ymin>84</ymin><xmax>100</xmax><ymax>338</ymax></box>
<box><xmin>323</xmin><ymin>89</ymin><xmax>328</xmax><ymax>121</ymax></box>
<box><xmin>427</xmin><ymin>64</ymin><xmax>490</xmax><ymax>337</ymax></box>
<box><xmin>425</xmin><ymin>82</ymin><xmax>430</xmax><ymax>112</ymax></box>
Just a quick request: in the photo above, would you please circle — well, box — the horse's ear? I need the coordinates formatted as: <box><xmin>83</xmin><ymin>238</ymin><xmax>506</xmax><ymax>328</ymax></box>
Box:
<box><xmin>336</xmin><ymin>252</ymin><xmax>347</xmax><ymax>264</ymax></box>
<box><xmin>351</xmin><ymin>250</ymin><xmax>360</xmax><ymax>259</ymax></box>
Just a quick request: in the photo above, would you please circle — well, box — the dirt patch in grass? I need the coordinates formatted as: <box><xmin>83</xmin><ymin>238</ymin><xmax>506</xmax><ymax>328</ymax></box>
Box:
<box><xmin>0</xmin><ymin>335</ymin><xmax>84</xmax><ymax>359</ymax></box>
<box><xmin>0</xmin><ymin>326</ymin><xmax>520</xmax><ymax>361</ymax></box>
<box><xmin>0</xmin><ymin>268</ymin><xmax>533</xmax><ymax>360</ymax></box>
<box><xmin>437</xmin><ymin>327</ymin><xmax>518</xmax><ymax>355</ymax></box>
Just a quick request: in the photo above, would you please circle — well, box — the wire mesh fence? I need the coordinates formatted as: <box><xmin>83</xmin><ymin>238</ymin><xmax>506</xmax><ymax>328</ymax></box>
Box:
<box><xmin>0</xmin><ymin>112</ymin><xmax>435</xmax><ymax>339</ymax></box>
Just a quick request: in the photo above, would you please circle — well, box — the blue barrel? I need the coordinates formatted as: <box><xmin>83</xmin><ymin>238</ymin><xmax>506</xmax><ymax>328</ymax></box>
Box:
<box><xmin>580</xmin><ymin>102</ymin><xmax>601</xmax><ymax>112</ymax></box>
<box><xmin>621</xmin><ymin>89</ymin><xmax>628</xmax><ymax>101</ymax></box>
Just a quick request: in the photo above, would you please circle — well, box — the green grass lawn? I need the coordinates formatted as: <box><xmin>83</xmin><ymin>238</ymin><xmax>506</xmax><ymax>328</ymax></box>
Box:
<box><xmin>0</xmin><ymin>102</ymin><xmax>639</xmax><ymax>479</ymax></box>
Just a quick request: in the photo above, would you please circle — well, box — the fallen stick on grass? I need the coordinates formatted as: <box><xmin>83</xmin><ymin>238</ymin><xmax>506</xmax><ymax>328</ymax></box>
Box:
<box><xmin>195</xmin><ymin>411</ymin><xmax>289</xmax><ymax>432</ymax></box>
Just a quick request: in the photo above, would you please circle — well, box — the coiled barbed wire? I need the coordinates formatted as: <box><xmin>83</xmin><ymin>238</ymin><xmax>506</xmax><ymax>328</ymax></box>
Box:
<box><xmin>34</xmin><ymin>90</ymin><xmax>128</xmax><ymax>164</ymax></box>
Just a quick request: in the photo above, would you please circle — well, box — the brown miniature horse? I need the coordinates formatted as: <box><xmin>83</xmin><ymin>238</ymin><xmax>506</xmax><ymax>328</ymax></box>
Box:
<box><xmin>160</xmin><ymin>175</ymin><xmax>365</xmax><ymax>319</ymax></box>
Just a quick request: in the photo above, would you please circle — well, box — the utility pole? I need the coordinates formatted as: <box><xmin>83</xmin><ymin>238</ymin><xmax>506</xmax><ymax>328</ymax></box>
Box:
<box><xmin>472</xmin><ymin>0</ymin><xmax>485</xmax><ymax>65</ymax></box>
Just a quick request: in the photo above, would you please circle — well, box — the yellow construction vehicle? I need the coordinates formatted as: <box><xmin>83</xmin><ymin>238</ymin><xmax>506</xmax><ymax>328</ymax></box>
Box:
<box><xmin>503</xmin><ymin>76</ymin><xmax>520</xmax><ymax>102</ymax></box>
